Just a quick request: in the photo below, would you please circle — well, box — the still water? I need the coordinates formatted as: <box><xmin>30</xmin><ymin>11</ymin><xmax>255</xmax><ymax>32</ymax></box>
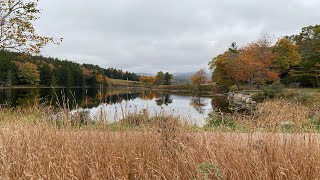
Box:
<box><xmin>0</xmin><ymin>88</ymin><xmax>230</xmax><ymax>126</ymax></box>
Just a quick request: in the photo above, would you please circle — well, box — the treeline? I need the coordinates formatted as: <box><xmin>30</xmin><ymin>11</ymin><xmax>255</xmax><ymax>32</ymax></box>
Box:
<box><xmin>209</xmin><ymin>25</ymin><xmax>320</xmax><ymax>88</ymax></box>
<box><xmin>0</xmin><ymin>51</ymin><xmax>139</xmax><ymax>87</ymax></box>
<box><xmin>139</xmin><ymin>72</ymin><xmax>173</xmax><ymax>86</ymax></box>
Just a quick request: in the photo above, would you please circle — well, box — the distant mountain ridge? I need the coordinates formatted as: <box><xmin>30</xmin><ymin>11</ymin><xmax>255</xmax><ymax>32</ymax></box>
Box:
<box><xmin>137</xmin><ymin>71</ymin><xmax>212</xmax><ymax>83</ymax></box>
<box><xmin>173</xmin><ymin>71</ymin><xmax>212</xmax><ymax>83</ymax></box>
<box><xmin>136</xmin><ymin>73</ymin><xmax>154</xmax><ymax>76</ymax></box>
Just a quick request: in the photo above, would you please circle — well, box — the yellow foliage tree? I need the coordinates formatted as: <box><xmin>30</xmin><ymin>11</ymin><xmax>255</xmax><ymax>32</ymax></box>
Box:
<box><xmin>15</xmin><ymin>62</ymin><xmax>40</xmax><ymax>85</ymax></box>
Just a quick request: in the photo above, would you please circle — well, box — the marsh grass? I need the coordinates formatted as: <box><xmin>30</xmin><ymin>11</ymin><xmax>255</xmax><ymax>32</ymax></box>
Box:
<box><xmin>0</xmin><ymin>90</ymin><xmax>320</xmax><ymax>179</ymax></box>
<box><xmin>1</xmin><ymin>111</ymin><xmax>320</xmax><ymax>179</ymax></box>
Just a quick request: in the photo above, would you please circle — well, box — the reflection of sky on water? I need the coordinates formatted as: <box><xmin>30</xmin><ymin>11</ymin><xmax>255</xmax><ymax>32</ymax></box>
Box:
<box><xmin>1</xmin><ymin>88</ymin><xmax>230</xmax><ymax>126</ymax></box>
<box><xmin>79</xmin><ymin>95</ymin><xmax>213</xmax><ymax>126</ymax></box>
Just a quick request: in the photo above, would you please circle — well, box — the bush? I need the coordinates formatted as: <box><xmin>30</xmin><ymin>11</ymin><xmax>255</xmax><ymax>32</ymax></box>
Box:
<box><xmin>278</xmin><ymin>90</ymin><xmax>315</xmax><ymax>105</ymax></box>
<box><xmin>252</xmin><ymin>92</ymin><xmax>267</xmax><ymax>102</ymax></box>
<box><xmin>262</xmin><ymin>81</ymin><xmax>285</xmax><ymax>98</ymax></box>
<box><xmin>229</xmin><ymin>85</ymin><xmax>239</xmax><ymax>92</ymax></box>
<box><xmin>205</xmin><ymin>111</ymin><xmax>236</xmax><ymax>129</ymax></box>
<box><xmin>212</xmin><ymin>85</ymin><xmax>229</xmax><ymax>94</ymax></box>
<box><xmin>120</xmin><ymin>112</ymin><xmax>149</xmax><ymax>127</ymax></box>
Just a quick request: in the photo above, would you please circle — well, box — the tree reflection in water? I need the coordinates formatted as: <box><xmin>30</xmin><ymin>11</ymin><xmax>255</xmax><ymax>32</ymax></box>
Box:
<box><xmin>155</xmin><ymin>94</ymin><xmax>173</xmax><ymax>106</ymax></box>
<box><xmin>190</xmin><ymin>95</ymin><xmax>207</xmax><ymax>114</ymax></box>
<box><xmin>211</xmin><ymin>96</ymin><xmax>231</xmax><ymax>113</ymax></box>
<box><xmin>0</xmin><ymin>88</ymin><xmax>233</xmax><ymax>116</ymax></box>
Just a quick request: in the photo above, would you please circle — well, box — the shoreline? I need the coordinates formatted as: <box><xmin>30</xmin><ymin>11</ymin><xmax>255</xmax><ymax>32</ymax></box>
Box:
<box><xmin>0</xmin><ymin>85</ymin><xmax>226</xmax><ymax>98</ymax></box>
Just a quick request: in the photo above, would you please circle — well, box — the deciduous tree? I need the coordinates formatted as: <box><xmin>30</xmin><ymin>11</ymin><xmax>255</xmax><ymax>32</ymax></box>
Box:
<box><xmin>15</xmin><ymin>61</ymin><xmax>40</xmax><ymax>85</ymax></box>
<box><xmin>236</xmin><ymin>38</ymin><xmax>279</xmax><ymax>86</ymax></box>
<box><xmin>272</xmin><ymin>38</ymin><xmax>300</xmax><ymax>71</ymax></box>
<box><xmin>191</xmin><ymin>69</ymin><xmax>207</xmax><ymax>90</ymax></box>
<box><xmin>0</xmin><ymin>0</ymin><xmax>61</xmax><ymax>54</ymax></box>
<box><xmin>210</xmin><ymin>38</ymin><xmax>279</xmax><ymax>87</ymax></box>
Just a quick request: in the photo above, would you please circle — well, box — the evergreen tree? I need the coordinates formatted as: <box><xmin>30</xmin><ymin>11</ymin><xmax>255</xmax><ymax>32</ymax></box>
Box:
<box><xmin>164</xmin><ymin>72</ymin><xmax>173</xmax><ymax>85</ymax></box>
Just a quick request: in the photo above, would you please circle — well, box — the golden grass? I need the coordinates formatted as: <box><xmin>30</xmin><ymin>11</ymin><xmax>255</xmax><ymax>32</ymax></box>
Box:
<box><xmin>207</xmin><ymin>98</ymin><xmax>320</xmax><ymax>131</ymax></box>
<box><xmin>254</xmin><ymin>99</ymin><xmax>310</xmax><ymax>127</ymax></box>
<box><xmin>0</xmin><ymin>98</ymin><xmax>320</xmax><ymax>179</ymax></box>
<box><xmin>107</xmin><ymin>78</ymin><xmax>141</xmax><ymax>87</ymax></box>
<box><xmin>1</xmin><ymin>122</ymin><xmax>320</xmax><ymax>179</ymax></box>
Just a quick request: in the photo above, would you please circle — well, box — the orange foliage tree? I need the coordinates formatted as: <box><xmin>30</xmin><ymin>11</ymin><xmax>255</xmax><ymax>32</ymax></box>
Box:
<box><xmin>210</xmin><ymin>37</ymin><xmax>280</xmax><ymax>87</ymax></box>
<box><xmin>235</xmin><ymin>38</ymin><xmax>279</xmax><ymax>86</ymax></box>
<box><xmin>191</xmin><ymin>69</ymin><xmax>207</xmax><ymax>90</ymax></box>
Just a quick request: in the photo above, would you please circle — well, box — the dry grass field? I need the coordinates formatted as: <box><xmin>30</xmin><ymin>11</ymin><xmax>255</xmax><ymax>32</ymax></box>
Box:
<box><xmin>1</xmin><ymin>121</ymin><xmax>320</xmax><ymax>179</ymax></box>
<box><xmin>0</xmin><ymin>97</ymin><xmax>320</xmax><ymax>179</ymax></box>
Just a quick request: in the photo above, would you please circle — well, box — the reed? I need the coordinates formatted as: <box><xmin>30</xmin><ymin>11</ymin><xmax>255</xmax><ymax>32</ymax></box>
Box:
<box><xmin>0</xmin><ymin>98</ymin><xmax>319</xmax><ymax>179</ymax></box>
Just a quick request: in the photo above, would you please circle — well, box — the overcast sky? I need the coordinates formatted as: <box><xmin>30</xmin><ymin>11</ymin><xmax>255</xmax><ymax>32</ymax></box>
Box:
<box><xmin>35</xmin><ymin>0</ymin><xmax>320</xmax><ymax>74</ymax></box>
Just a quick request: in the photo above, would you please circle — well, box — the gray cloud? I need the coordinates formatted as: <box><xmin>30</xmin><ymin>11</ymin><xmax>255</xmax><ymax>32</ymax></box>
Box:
<box><xmin>35</xmin><ymin>0</ymin><xmax>320</xmax><ymax>73</ymax></box>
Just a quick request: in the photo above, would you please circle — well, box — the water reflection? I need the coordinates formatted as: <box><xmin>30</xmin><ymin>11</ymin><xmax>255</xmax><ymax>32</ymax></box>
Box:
<box><xmin>156</xmin><ymin>94</ymin><xmax>173</xmax><ymax>106</ymax></box>
<box><xmin>0</xmin><ymin>88</ymin><xmax>232</xmax><ymax>125</ymax></box>
<box><xmin>190</xmin><ymin>96</ymin><xmax>208</xmax><ymax>114</ymax></box>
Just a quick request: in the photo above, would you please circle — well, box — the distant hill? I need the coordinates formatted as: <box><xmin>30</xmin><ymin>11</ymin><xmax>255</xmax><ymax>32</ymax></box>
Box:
<box><xmin>136</xmin><ymin>73</ymin><xmax>154</xmax><ymax>76</ymax></box>
<box><xmin>172</xmin><ymin>71</ymin><xmax>212</xmax><ymax>83</ymax></box>
<box><xmin>137</xmin><ymin>71</ymin><xmax>212</xmax><ymax>84</ymax></box>
<box><xmin>138</xmin><ymin>72</ymin><xmax>195</xmax><ymax>83</ymax></box>
<box><xmin>172</xmin><ymin>72</ymin><xmax>194</xmax><ymax>83</ymax></box>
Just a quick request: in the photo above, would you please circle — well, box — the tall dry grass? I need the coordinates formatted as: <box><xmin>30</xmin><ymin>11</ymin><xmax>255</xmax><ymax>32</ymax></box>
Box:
<box><xmin>0</xmin><ymin>107</ymin><xmax>320</xmax><ymax>179</ymax></box>
<box><xmin>206</xmin><ymin>98</ymin><xmax>320</xmax><ymax>132</ymax></box>
<box><xmin>1</xmin><ymin>122</ymin><xmax>320</xmax><ymax>179</ymax></box>
<box><xmin>0</xmin><ymin>97</ymin><xmax>320</xmax><ymax>179</ymax></box>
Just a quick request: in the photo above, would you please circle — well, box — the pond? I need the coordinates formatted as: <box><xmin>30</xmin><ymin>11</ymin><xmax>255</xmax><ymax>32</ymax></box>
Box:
<box><xmin>0</xmin><ymin>88</ymin><xmax>232</xmax><ymax>126</ymax></box>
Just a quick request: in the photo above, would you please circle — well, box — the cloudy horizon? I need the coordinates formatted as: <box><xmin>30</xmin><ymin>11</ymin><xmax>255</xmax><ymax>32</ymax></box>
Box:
<box><xmin>35</xmin><ymin>0</ymin><xmax>320</xmax><ymax>74</ymax></box>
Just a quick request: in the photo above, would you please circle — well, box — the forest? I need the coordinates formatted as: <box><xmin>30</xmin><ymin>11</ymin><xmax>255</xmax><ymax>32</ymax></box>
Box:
<box><xmin>209</xmin><ymin>25</ymin><xmax>320</xmax><ymax>88</ymax></box>
<box><xmin>0</xmin><ymin>51</ymin><xmax>140</xmax><ymax>87</ymax></box>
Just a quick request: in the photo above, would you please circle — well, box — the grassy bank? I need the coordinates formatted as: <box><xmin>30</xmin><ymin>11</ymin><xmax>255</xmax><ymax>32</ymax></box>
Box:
<box><xmin>107</xmin><ymin>78</ymin><xmax>141</xmax><ymax>87</ymax></box>
<box><xmin>2</xmin><ymin>123</ymin><xmax>320</xmax><ymax>179</ymax></box>
<box><xmin>0</xmin><ymin>95</ymin><xmax>320</xmax><ymax>179</ymax></box>
<box><xmin>140</xmin><ymin>83</ymin><xmax>220</xmax><ymax>97</ymax></box>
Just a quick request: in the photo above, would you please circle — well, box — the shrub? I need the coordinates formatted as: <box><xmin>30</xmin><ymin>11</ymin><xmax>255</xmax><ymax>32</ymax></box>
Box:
<box><xmin>262</xmin><ymin>81</ymin><xmax>285</xmax><ymax>98</ymax></box>
<box><xmin>307</xmin><ymin>111</ymin><xmax>320</xmax><ymax>130</ymax></box>
<box><xmin>205</xmin><ymin>110</ymin><xmax>236</xmax><ymax>129</ymax></box>
<box><xmin>278</xmin><ymin>90</ymin><xmax>315</xmax><ymax>105</ymax></box>
<box><xmin>212</xmin><ymin>85</ymin><xmax>229</xmax><ymax>94</ymax></box>
<box><xmin>228</xmin><ymin>85</ymin><xmax>239</xmax><ymax>91</ymax></box>
<box><xmin>197</xmin><ymin>163</ymin><xmax>223</xmax><ymax>180</ymax></box>
<box><xmin>252</xmin><ymin>92</ymin><xmax>267</xmax><ymax>102</ymax></box>
<box><xmin>120</xmin><ymin>111</ymin><xmax>149</xmax><ymax>127</ymax></box>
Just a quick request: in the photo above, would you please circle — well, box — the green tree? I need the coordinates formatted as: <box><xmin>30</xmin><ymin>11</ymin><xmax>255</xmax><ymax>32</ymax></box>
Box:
<box><xmin>5</xmin><ymin>70</ymin><xmax>16</xmax><ymax>86</ymax></box>
<box><xmin>289</xmin><ymin>25</ymin><xmax>320</xmax><ymax>87</ymax></box>
<box><xmin>39</xmin><ymin>64</ymin><xmax>54</xmax><ymax>86</ymax></box>
<box><xmin>155</xmin><ymin>71</ymin><xmax>165</xmax><ymax>85</ymax></box>
<box><xmin>163</xmin><ymin>72</ymin><xmax>173</xmax><ymax>85</ymax></box>
<box><xmin>66</xmin><ymin>70</ymin><xmax>74</xmax><ymax>87</ymax></box>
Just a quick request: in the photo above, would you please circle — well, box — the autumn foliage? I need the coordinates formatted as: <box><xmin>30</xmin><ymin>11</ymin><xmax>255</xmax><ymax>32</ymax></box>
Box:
<box><xmin>191</xmin><ymin>69</ymin><xmax>207</xmax><ymax>90</ymax></box>
<box><xmin>139</xmin><ymin>76</ymin><xmax>157</xmax><ymax>85</ymax></box>
<box><xmin>210</xmin><ymin>37</ymin><xmax>279</xmax><ymax>87</ymax></box>
<box><xmin>0</xmin><ymin>0</ymin><xmax>61</xmax><ymax>54</ymax></box>
<box><xmin>211</xmin><ymin>25</ymin><xmax>320</xmax><ymax>88</ymax></box>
